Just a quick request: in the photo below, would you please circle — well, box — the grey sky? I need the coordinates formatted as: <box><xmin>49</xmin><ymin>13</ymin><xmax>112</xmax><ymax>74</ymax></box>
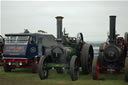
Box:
<box><xmin>1</xmin><ymin>1</ymin><xmax>128</xmax><ymax>41</ymax></box>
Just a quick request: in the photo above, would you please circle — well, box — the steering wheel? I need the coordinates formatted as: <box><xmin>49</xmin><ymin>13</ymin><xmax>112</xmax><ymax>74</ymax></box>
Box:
<box><xmin>76</xmin><ymin>32</ymin><xmax>84</xmax><ymax>44</ymax></box>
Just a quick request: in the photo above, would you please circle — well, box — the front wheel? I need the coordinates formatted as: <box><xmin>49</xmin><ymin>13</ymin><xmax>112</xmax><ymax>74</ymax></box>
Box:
<box><xmin>38</xmin><ymin>56</ymin><xmax>48</xmax><ymax>80</ymax></box>
<box><xmin>70</xmin><ymin>55</ymin><xmax>79</xmax><ymax>81</ymax></box>
<box><xmin>92</xmin><ymin>56</ymin><xmax>100</xmax><ymax>80</ymax></box>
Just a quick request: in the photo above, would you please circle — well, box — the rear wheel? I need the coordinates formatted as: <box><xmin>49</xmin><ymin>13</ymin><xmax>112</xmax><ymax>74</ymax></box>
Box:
<box><xmin>38</xmin><ymin>56</ymin><xmax>48</xmax><ymax>80</ymax></box>
<box><xmin>92</xmin><ymin>56</ymin><xmax>100</xmax><ymax>80</ymax></box>
<box><xmin>80</xmin><ymin>44</ymin><xmax>94</xmax><ymax>74</ymax></box>
<box><xmin>125</xmin><ymin>57</ymin><xmax>128</xmax><ymax>82</ymax></box>
<box><xmin>70</xmin><ymin>55</ymin><xmax>79</xmax><ymax>81</ymax></box>
<box><xmin>3</xmin><ymin>64</ymin><xmax>12</xmax><ymax>72</ymax></box>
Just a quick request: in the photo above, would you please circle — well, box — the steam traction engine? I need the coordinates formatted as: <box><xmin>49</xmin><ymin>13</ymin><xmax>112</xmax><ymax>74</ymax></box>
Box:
<box><xmin>0</xmin><ymin>35</ymin><xmax>4</xmax><ymax>63</ymax></box>
<box><xmin>3</xmin><ymin>30</ymin><xmax>57</xmax><ymax>73</ymax></box>
<box><xmin>38</xmin><ymin>16</ymin><xmax>94</xmax><ymax>81</ymax></box>
<box><xmin>92</xmin><ymin>16</ymin><xmax>128</xmax><ymax>81</ymax></box>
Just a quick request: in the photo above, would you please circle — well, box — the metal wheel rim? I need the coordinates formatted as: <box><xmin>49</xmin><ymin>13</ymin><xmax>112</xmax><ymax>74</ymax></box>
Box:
<box><xmin>74</xmin><ymin>61</ymin><xmax>79</xmax><ymax>78</ymax></box>
<box><xmin>41</xmin><ymin>61</ymin><xmax>48</xmax><ymax>77</ymax></box>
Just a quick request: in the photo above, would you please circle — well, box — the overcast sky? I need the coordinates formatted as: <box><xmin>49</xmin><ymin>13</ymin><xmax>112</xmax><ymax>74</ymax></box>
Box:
<box><xmin>1</xmin><ymin>1</ymin><xmax>128</xmax><ymax>41</ymax></box>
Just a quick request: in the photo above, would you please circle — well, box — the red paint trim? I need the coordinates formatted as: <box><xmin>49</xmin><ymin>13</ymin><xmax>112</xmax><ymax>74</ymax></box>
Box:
<box><xmin>3</xmin><ymin>58</ymin><xmax>39</xmax><ymax>70</ymax></box>
<box><xmin>4</xmin><ymin>59</ymin><xmax>33</xmax><ymax>69</ymax></box>
<box><xmin>4</xmin><ymin>59</ymin><xmax>31</xmax><ymax>64</ymax></box>
<box><xmin>35</xmin><ymin>61</ymin><xmax>38</xmax><ymax>72</ymax></box>
<box><xmin>96</xmin><ymin>59</ymin><xmax>100</xmax><ymax>80</ymax></box>
<box><xmin>8</xmin><ymin>65</ymin><xmax>32</xmax><ymax>69</ymax></box>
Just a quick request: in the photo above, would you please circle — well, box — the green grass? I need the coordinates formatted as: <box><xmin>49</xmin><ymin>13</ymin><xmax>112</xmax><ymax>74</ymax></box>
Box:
<box><xmin>0</xmin><ymin>66</ymin><xmax>127</xmax><ymax>85</ymax></box>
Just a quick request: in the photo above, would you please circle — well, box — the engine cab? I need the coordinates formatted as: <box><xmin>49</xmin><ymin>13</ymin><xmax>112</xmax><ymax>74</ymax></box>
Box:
<box><xmin>3</xmin><ymin>30</ymin><xmax>57</xmax><ymax>72</ymax></box>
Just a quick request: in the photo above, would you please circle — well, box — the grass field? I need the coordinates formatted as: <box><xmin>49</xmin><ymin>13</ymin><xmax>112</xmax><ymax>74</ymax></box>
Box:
<box><xmin>0</xmin><ymin>66</ymin><xmax>128</xmax><ymax>85</ymax></box>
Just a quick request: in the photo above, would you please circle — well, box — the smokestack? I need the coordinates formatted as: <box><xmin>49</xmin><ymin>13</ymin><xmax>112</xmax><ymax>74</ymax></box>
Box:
<box><xmin>56</xmin><ymin>16</ymin><xmax>64</xmax><ymax>39</ymax></box>
<box><xmin>109</xmin><ymin>16</ymin><xmax>116</xmax><ymax>43</ymax></box>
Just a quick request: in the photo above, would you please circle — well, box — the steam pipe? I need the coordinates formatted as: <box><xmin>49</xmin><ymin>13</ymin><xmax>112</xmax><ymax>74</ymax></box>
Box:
<box><xmin>109</xmin><ymin>16</ymin><xmax>116</xmax><ymax>43</ymax></box>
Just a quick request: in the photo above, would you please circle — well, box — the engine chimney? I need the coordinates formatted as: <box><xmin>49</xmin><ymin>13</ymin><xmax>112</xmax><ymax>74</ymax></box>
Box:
<box><xmin>109</xmin><ymin>16</ymin><xmax>116</xmax><ymax>43</ymax></box>
<box><xmin>56</xmin><ymin>16</ymin><xmax>64</xmax><ymax>39</ymax></box>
